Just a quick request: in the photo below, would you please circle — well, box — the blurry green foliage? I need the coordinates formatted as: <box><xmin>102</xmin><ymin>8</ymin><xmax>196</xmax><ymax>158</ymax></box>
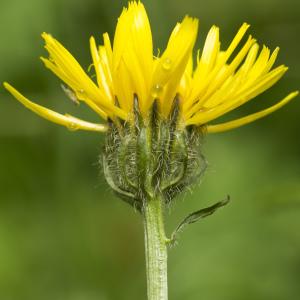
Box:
<box><xmin>0</xmin><ymin>0</ymin><xmax>299</xmax><ymax>299</ymax></box>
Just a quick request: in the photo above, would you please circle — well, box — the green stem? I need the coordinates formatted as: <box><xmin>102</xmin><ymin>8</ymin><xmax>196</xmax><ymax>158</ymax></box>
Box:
<box><xmin>143</xmin><ymin>193</ymin><xmax>168</xmax><ymax>300</ymax></box>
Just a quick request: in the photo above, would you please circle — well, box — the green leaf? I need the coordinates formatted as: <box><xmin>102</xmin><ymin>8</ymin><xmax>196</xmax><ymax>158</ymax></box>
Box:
<box><xmin>169</xmin><ymin>195</ymin><xmax>230</xmax><ymax>245</ymax></box>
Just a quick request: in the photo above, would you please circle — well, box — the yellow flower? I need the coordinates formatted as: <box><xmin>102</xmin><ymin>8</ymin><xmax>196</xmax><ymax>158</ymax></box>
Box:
<box><xmin>3</xmin><ymin>1</ymin><xmax>298</xmax><ymax>133</ymax></box>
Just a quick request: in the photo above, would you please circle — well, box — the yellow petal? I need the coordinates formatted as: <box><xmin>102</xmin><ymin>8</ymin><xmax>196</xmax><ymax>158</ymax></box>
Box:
<box><xmin>178</xmin><ymin>54</ymin><xmax>193</xmax><ymax>99</ymax></box>
<box><xmin>264</xmin><ymin>47</ymin><xmax>280</xmax><ymax>74</ymax></box>
<box><xmin>3</xmin><ymin>82</ymin><xmax>108</xmax><ymax>132</ymax></box>
<box><xmin>103</xmin><ymin>33</ymin><xmax>113</xmax><ymax>70</ymax></box>
<box><xmin>235</xmin><ymin>45</ymin><xmax>271</xmax><ymax>92</ymax></box>
<box><xmin>206</xmin><ymin>91</ymin><xmax>298</xmax><ymax>133</ymax></box>
<box><xmin>234</xmin><ymin>65</ymin><xmax>288</xmax><ymax>103</ymax></box>
<box><xmin>112</xmin><ymin>1</ymin><xmax>153</xmax><ymax>115</ymax></box>
<box><xmin>152</xmin><ymin>16</ymin><xmax>198</xmax><ymax>116</ymax></box>
<box><xmin>186</xmin><ymin>65</ymin><xmax>288</xmax><ymax>125</ymax></box>
<box><xmin>183</xmin><ymin>23</ymin><xmax>250</xmax><ymax>114</ymax></box>
<box><xmin>41</xmin><ymin>33</ymin><xmax>126</xmax><ymax>120</ymax></box>
<box><xmin>192</xmin><ymin>25</ymin><xmax>220</xmax><ymax>89</ymax></box>
<box><xmin>196</xmin><ymin>43</ymin><xmax>260</xmax><ymax>110</ymax></box>
<box><xmin>223</xmin><ymin>23</ymin><xmax>250</xmax><ymax>61</ymax></box>
<box><xmin>90</xmin><ymin>36</ymin><xmax>114</xmax><ymax>102</ymax></box>
<box><xmin>187</xmin><ymin>35</ymin><xmax>256</xmax><ymax>117</ymax></box>
<box><xmin>152</xmin><ymin>17</ymin><xmax>198</xmax><ymax>88</ymax></box>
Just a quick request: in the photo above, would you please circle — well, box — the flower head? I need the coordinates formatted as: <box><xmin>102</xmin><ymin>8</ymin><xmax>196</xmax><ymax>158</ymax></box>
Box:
<box><xmin>4</xmin><ymin>1</ymin><xmax>298</xmax><ymax>133</ymax></box>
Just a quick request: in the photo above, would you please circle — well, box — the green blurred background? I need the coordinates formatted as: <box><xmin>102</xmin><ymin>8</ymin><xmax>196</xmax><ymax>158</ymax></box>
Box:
<box><xmin>0</xmin><ymin>0</ymin><xmax>299</xmax><ymax>299</ymax></box>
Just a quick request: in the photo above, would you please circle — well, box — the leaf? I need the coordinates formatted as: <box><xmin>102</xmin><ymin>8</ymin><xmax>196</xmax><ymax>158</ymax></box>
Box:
<box><xmin>169</xmin><ymin>195</ymin><xmax>230</xmax><ymax>245</ymax></box>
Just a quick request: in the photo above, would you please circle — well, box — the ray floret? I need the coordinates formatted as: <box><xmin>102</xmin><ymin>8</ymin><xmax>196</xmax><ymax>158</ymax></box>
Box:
<box><xmin>3</xmin><ymin>1</ymin><xmax>297</xmax><ymax>133</ymax></box>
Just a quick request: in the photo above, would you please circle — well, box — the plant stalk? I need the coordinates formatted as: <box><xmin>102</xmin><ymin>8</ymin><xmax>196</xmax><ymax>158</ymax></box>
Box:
<box><xmin>143</xmin><ymin>193</ymin><xmax>168</xmax><ymax>300</ymax></box>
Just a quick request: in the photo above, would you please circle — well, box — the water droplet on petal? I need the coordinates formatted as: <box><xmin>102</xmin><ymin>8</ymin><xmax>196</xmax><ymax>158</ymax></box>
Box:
<box><xmin>162</xmin><ymin>57</ymin><xmax>172</xmax><ymax>71</ymax></box>
<box><xmin>151</xmin><ymin>84</ymin><xmax>163</xmax><ymax>98</ymax></box>
<box><xmin>67</xmin><ymin>122</ymin><xmax>79</xmax><ymax>131</ymax></box>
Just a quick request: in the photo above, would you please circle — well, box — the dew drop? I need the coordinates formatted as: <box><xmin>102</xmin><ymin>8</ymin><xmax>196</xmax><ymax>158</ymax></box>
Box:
<box><xmin>162</xmin><ymin>57</ymin><xmax>172</xmax><ymax>71</ymax></box>
<box><xmin>67</xmin><ymin>122</ymin><xmax>79</xmax><ymax>131</ymax></box>
<box><xmin>151</xmin><ymin>84</ymin><xmax>163</xmax><ymax>98</ymax></box>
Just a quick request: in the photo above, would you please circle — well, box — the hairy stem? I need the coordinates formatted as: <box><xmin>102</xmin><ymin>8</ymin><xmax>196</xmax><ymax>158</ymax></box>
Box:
<box><xmin>143</xmin><ymin>194</ymin><xmax>168</xmax><ymax>300</ymax></box>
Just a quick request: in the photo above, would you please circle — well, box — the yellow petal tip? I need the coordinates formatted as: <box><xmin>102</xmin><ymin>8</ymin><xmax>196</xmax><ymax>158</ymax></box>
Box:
<box><xmin>3</xmin><ymin>82</ymin><xmax>15</xmax><ymax>94</ymax></box>
<box><xmin>41</xmin><ymin>32</ymin><xmax>49</xmax><ymax>39</ymax></box>
<box><xmin>242</xmin><ymin>22</ymin><xmax>250</xmax><ymax>28</ymax></box>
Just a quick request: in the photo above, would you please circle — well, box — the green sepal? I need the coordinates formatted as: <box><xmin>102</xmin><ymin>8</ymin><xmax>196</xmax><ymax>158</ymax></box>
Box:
<box><xmin>102</xmin><ymin>96</ymin><xmax>207</xmax><ymax>210</ymax></box>
<box><xmin>102</xmin><ymin>153</ymin><xmax>142</xmax><ymax>211</ymax></box>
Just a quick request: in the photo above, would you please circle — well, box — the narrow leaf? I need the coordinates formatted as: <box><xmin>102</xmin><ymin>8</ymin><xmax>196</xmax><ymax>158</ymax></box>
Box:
<box><xmin>170</xmin><ymin>195</ymin><xmax>230</xmax><ymax>245</ymax></box>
